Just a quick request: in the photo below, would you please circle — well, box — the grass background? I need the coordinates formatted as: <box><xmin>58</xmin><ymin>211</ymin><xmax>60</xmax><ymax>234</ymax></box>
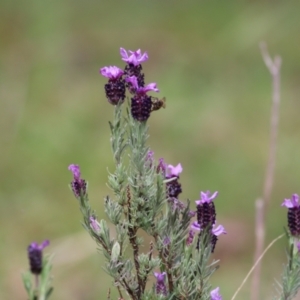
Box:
<box><xmin>1</xmin><ymin>0</ymin><xmax>300</xmax><ymax>299</ymax></box>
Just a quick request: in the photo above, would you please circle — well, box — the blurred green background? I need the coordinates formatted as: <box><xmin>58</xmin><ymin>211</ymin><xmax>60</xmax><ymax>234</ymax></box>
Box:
<box><xmin>1</xmin><ymin>0</ymin><xmax>300</xmax><ymax>299</ymax></box>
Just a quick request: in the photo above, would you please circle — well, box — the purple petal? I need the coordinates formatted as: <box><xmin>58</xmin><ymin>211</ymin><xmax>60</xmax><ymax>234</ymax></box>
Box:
<box><xmin>167</xmin><ymin>163</ymin><xmax>183</xmax><ymax>177</ymax></box>
<box><xmin>120</xmin><ymin>47</ymin><xmax>129</xmax><ymax>60</ymax></box>
<box><xmin>191</xmin><ymin>221</ymin><xmax>201</xmax><ymax>231</ymax></box>
<box><xmin>141</xmin><ymin>82</ymin><xmax>159</xmax><ymax>93</ymax></box>
<box><xmin>212</xmin><ymin>224</ymin><xmax>227</xmax><ymax>236</ymax></box>
<box><xmin>121</xmin><ymin>48</ymin><xmax>148</xmax><ymax>65</ymax></box>
<box><xmin>133</xmin><ymin>49</ymin><xmax>148</xmax><ymax>63</ymax></box>
<box><xmin>100</xmin><ymin>66</ymin><xmax>123</xmax><ymax>79</ymax></box>
<box><xmin>29</xmin><ymin>240</ymin><xmax>49</xmax><ymax>251</ymax></box>
<box><xmin>292</xmin><ymin>194</ymin><xmax>300</xmax><ymax>206</ymax></box>
<box><xmin>138</xmin><ymin>51</ymin><xmax>148</xmax><ymax>63</ymax></box>
<box><xmin>39</xmin><ymin>240</ymin><xmax>50</xmax><ymax>250</ymax></box>
<box><xmin>210</xmin><ymin>287</ymin><xmax>222</xmax><ymax>300</ymax></box>
<box><xmin>281</xmin><ymin>199</ymin><xmax>294</xmax><ymax>208</ymax></box>
<box><xmin>196</xmin><ymin>190</ymin><xmax>219</xmax><ymax>205</ymax></box>
<box><xmin>125</xmin><ymin>76</ymin><xmax>139</xmax><ymax>89</ymax></box>
<box><xmin>68</xmin><ymin>164</ymin><xmax>81</xmax><ymax>180</ymax></box>
<box><xmin>281</xmin><ymin>194</ymin><xmax>300</xmax><ymax>208</ymax></box>
<box><xmin>154</xmin><ymin>272</ymin><xmax>166</xmax><ymax>282</ymax></box>
<box><xmin>28</xmin><ymin>242</ymin><xmax>39</xmax><ymax>250</ymax></box>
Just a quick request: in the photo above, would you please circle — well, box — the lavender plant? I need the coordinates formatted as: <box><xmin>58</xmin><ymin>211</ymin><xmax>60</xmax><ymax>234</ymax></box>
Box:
<box><xmin>68</xmin><ymin>48</ymin><xmax>226</xmax><ymax>300</ymax></box>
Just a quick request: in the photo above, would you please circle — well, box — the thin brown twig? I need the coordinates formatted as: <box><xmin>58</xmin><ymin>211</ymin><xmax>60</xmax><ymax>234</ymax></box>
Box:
<box><xmin>116</xmin><ymin>285</ymin><xmax>123</xmax><ymax>300</ymax></box>
<box><xmin>232</xmin><ymin>234</ymin><xmax>284</xmax><ymax>300</ymax></box>
<box><xmin>251</xmin><ymin>42</ymin><xmax>282</xmax><ymax>300</ymax></box>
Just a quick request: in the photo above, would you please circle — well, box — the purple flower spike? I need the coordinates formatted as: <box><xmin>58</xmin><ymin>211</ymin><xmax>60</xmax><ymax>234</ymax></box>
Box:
<box><xmin>281</xmin><ymin>194</ymin><xmax>300</xmax><ymax>208</ymax></box>
<box><xmin>90</xmin><ymin>216</ymin><xmax>101</xmax><ymax>234</ymax></box>
<box><xmin>186</xmin><ymin>229</ymin><xmax>196</xmax><ymax>245</ymax></box>
<box><xmin>126</xmin><ymin>75</ymin><xmax>158</xmax><ymax>122</ymax></box>
<box><xmin>100</xmin><ymin>66</ymin><xmax>123</xmax><ymax>79</ymax></box>
<box><xmin>195</xmin><ymin>191</ymin><xmax>219</xmax><ymax>205</ymax></box>
<box><xmin>210</xmin><ymin>287</ymin><xmax>222</xmax><ymax>300</ymax></box>
<box><xmin>195</xmin><ymin>190</ymin><xmax>217</xmax><ymax>232</ymax></box>
<box><xmin>101</xmin><ymin>66</ymin><xmax>126</xmax><ymax>105</ymax></box>
<box><xmin>27</xmin><ymin>240</ymin><xmax>50</xmax><ymax>275</ymax></box>
<box><xmin>120</xmin><ymin>48</ymin><xmax>148</xmax><ymax>66</ymax></box>
<box><xmin>282</xmin><ymin>193</ymin><xmax>300</xmax><ymax>236</ymax></box>
<box><xmin>157</xmin><ymin>158</ymin><xmax>167</xmax><ymax>175</ymax></box>
<box><xmin>154</xmin><ymin>272</ymin><xmax>167</xmax><ymax>296</ymax></box>
<box><xmin>166</xmin><ymin>163</ymin><xmax>183</xmax><ymax>178</ymax></box>
<box><xmin>68</xmin><ymin>164</ymin><xmax>87</xmax><ymax>198</ymax></box>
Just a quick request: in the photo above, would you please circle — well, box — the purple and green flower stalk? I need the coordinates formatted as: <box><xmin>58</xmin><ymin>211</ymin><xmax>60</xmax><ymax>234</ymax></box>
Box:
<box><xmin>28</xmin><ymin>240</ymin><xmax>50</xmax><ymax>275</ymax></box>
<box><xmin>68</xmin><ymin>47</ymin><xmax>225</xmax><ymax>300</ymax></box>
<box><xmin>154</xmin><ymin>272</ymin><xmax>167</xmax><ymax>296</ymax></box>
<box><xmin>100</xmin><ymin>66</ymin><xmax>125</xmax><ymax>105</ymax></box>
<box><xmin>22</xmin><ymin>240</ymin><xmax>53</xmax><ymax>300</ymax></box>
<box><xmin>274</xmin><ymin>193</ymin><xmax>300</xmax><ymax>299</ymax></box>
<box><xmin>281</xmin><ymin>193</ymin><xmax>300</xmax><ymax>237</ymax></box>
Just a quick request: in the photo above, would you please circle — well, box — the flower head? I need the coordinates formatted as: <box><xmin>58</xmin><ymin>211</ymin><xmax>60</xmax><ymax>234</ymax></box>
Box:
<box><xmin>100</xmin><ymin>66</ymin><xmax>124</xmax><ymax>79</ymax></box>
<box><xmin>100</xmin><ymin>66</ymin><xmax>126</xmax><ymax>105</ymax></box>
<box><xmin>27</xmin><ymin>240</ymin><xmax>50</xmax><ymax>275</ymax></box>
<box><xmin>68</xmin><ymin>164</ymin><xmax>87</xmax><ymax>198</ymax></box>
<box><xmin>120</xmin><ymin>48</ymin><xmax>148</xmax><ymax>66</ymax></box>
<box><xmin>210</xmin><ymin>287</ymin><xmax>222</xmax><ymax>300</ymax></box>
<box><xmin>154</xmin><ymin>272</ymin><xmax>167</xmax><ymax>296</ymax></box>
<box><xmin>125</xmin><ymin>76</ymin><xmax>159</xmax><ymax>122</ymax></box>
<box><xmin>196</xmin><ymin>190</ymin><xmax>218</xmax><ymax>231</ymax></box>
<box><xmin>282</xmin><ymin>193</ymin><xmax>300</xmax><ymax>236</ymax></box>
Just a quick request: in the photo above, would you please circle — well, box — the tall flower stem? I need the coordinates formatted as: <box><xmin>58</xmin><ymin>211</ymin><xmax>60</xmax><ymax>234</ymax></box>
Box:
<box><xmin>251</xmin><ymin>42</ymin><xmax>282</xmax><ymax>300</ymax></box>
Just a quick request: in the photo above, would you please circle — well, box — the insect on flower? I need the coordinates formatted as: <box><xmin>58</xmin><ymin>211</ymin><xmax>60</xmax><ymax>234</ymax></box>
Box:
<box><xmin>151</xmin><ymin>97</ymin><xmax>166</xmax><ymax>111</ymax></box>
